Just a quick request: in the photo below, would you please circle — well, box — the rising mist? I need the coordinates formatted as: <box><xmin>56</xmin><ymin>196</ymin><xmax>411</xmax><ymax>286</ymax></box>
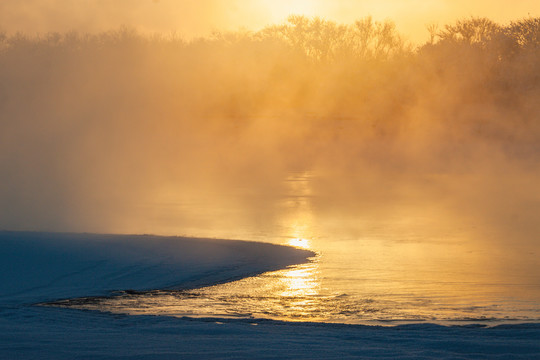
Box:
<box><xmin>1</xmin><ymin>16</ymin><xmax>539</xmax><ymax>244</ymax></box>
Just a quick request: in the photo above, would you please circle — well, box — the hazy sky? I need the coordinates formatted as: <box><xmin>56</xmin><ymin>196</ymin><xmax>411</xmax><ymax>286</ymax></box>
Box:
<box><xmin>0</xmin><ymin>0</ymin><xmax>538</xmax><ymax>43</ymax></box>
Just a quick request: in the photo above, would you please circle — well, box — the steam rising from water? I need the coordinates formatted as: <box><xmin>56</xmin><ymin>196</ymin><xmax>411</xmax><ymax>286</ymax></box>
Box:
<box><xmin>0</xmin><ymin>16</ymin><xmax>539</xmax><ymax>260</ymax></box>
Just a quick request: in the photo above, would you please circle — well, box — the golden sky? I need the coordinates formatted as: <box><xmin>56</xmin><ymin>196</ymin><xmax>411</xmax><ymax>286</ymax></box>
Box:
<box><xmin>0</xmin><ymin>0</ymin><xmax>538</xmax><ymax>43</ymax></box>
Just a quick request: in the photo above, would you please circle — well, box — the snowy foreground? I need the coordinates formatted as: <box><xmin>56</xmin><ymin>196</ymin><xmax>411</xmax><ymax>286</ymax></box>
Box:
<box><xmin>1</xmin><ymin>231</ymin><xmax>539</xmax><ymax>359</ymax></box>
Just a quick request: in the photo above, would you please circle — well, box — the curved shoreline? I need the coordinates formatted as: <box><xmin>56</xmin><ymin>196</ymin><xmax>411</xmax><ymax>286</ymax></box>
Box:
<box><xmin>0</xmin><ymin>231</ymin><xmax>315</xmax><ymax>305</ymax></box>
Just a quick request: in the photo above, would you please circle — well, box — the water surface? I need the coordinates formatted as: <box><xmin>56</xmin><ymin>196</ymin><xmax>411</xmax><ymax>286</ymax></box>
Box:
<box><xmin>62</xmin><ymin>171</ymin><xmax>540</xmax><ymax>325</ymax></box>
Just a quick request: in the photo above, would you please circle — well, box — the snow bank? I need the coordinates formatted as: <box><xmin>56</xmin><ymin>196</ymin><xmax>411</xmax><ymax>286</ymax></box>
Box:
<box><xmin>0</xmin><ymin>231</ymin><xmax>314</xmax><ymax>304</ymax></box>
<box><xmin>1</xmin><ymin>307</ymin><xmax>539</xmax><ymax>359</ymax></box>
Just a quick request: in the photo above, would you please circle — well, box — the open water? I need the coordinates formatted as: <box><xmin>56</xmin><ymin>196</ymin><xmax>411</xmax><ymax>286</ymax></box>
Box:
<box><xmin>62</xmin><ymin>171</ymin><xmax>540</xmax><ymax>325</ymax></box>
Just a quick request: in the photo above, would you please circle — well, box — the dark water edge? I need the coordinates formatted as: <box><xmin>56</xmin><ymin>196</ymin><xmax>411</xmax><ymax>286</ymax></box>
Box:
<box><xmin>41</xmin><ymin>299</ymin><xmax>540</xmax><ymax>329</ymax></box>
<box><xmin>40</xmin><ymin>279</ymin><xmax>540</xmax><ymax>329</ymax></box>
<box><xmin>35</xmin><ymin>302</ymin><xmax>540</xmax><ymax>329</ymax></box>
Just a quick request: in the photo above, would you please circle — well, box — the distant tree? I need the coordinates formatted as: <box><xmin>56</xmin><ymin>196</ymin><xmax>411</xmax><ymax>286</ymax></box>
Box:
<box><xmin>426</xmin><ymin>23</ymin><xmax>439</xmax><ymax>45</ymax></box>
<box><xmin>505</xmin><ymin>17</ymin><xmax>540</xmax><ymax>50</ymax></box>
<box><xmin>438</xmin><ymin>17</ymin><xmax>501</xmax><ymax>48</ymax></box>
<box><xmin>350</xmin><ymin>16</ymin><xmax>408</xmax><ymax>60</ymax></box>
<box><xmin>261</xmin><ymin>15</ymin><xmax>348</xmax><ymax>62</ymax></box>
<box><xmin>260</xmin><ymin>15</ymin><xmax>409</xmax><ymax>63</ymax></box>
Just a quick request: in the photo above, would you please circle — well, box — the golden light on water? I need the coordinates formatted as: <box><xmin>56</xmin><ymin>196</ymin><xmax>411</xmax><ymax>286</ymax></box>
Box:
<box><xmin>278</xmin><ymin>262</ymin><xmax>320</xmax><ymax>298</ymax></box>
<box><xmin>288</xmin><ymin>238</ymin><xmax>311</xmax><ymax>249</ymax></box>
<box><xmin>283</xmin><ymin>172</ymin><xmax>316</xmax><ymax>250</ymax></box>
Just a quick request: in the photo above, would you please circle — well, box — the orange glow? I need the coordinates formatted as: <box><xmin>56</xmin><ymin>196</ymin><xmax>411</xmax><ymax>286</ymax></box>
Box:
<box><xmin>0</xmin><ymin>1</ymin><xmax>538</xmax><ymax>43</ymax></box>
<box><xmin>256</xmin><ymin>0</ymin><xmax>324</xmax><ymax>21</ymax></box>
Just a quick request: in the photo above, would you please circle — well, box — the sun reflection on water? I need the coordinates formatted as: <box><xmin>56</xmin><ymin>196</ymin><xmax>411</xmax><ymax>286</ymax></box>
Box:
<box><xmin>288</xmin><ymin>237</ymin><xmax>311</xmax><ymax>249</ymax></box>
<box><xmin>278</xmin><ymin>260</ymin><xmax>320</xmax><ymax>298</ymax></box>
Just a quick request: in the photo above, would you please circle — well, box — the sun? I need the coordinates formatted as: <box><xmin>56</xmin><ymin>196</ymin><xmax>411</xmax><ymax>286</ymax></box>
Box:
<box><xmin>257</xmin><ymin>0</ymin><xmax>325</xmax><ymax>21</ymax></box>
<box><xmin>288</xmin><ymin>238</ymin><xmax>311</xmax><ymax>249</ymax></box>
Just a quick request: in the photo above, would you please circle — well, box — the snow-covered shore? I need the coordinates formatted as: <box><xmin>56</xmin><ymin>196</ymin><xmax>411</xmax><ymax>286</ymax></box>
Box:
<box><xmin>0</xmin><ymin>231</ymin><xmax>314</xmax><ymax>304</ymax></box>
<box><xmin>1</xmin><ymin>231</ymin><xmax>539</xmax><ymax>359</ymax></box>
<box><xmin>3</xmin><ymin>306</ymin><xmax>540</xmax><ymax>359</ymax></box>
